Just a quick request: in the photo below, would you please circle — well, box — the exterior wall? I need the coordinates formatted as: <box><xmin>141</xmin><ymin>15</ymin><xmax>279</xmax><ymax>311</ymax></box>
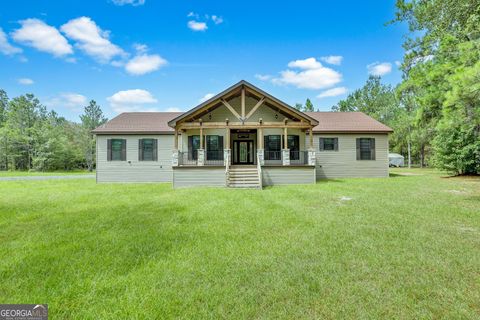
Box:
<box><xmin>307</xmin><ymin>133</ymin><xmax>389</xmax><ymax>179</ymax></box>
<box><xmin>262</xmin><ymin>166</ymin><xmax>316</xmax><ymax>186</ymax></box>
<box><xmin>173</xmin><ymin>167</ymin><xmax>226</xmax><ymax>188</ymax></box>
<box><xmin>96</xmin><ymin>134</ymin><xmax>173</xmax><ymax>183</ymax></box>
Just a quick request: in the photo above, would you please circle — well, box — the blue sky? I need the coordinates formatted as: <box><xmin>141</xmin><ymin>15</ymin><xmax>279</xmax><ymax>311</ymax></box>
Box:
<box><xmin>0</xmin><ymin>0</ymin><xmax>407</xmax><ymax>121</ymax></box>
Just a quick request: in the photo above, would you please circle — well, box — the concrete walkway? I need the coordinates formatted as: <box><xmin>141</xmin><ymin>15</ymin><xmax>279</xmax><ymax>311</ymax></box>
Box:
<box><xmin>0</xmin><ymin>175</ymin><xmax>95</xmax><ymax>181</ymax></box>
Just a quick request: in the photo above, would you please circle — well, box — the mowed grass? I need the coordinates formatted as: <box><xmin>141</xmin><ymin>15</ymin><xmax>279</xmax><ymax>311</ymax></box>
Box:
<box><xmin>0</xmin><ymin>170</ymin><xmax>92</xmax><ymax>177</ymax></box>
<box><xmin>0</xmin><ymin>170</ymin><xmax>479</xmax><ymax>319</ymax></box>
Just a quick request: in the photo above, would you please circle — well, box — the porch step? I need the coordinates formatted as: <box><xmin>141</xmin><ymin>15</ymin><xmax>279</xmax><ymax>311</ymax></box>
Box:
<box><xmin>227</xmin><ymin>166</ymin><xmax>261</xmax><ymax>189</ymax></box>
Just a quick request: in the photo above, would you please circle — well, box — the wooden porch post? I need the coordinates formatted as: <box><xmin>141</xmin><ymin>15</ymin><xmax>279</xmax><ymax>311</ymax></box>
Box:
<box><xmin>226</xmin><ymin>127</ymin><xmax>230</xmax><ymax>149</ymax></box>
<box><xmin>283</xmin><ymin>127</ymin><xmax>288</xmax><ymax>149</ymax></box>
<box><xmin>258</xmin><ymin>127</ymin><xmax>263</xmax><ymax>149</ymax></box>
<box><xmin>200</xmin><ymin>126</ymin><xmax>204</xmax><ymax>149</ymax></box>
<box><xmin>309</xmin><ymin>127</ymin><xmax>313</xmax><ymax>149</ymax></box>
<box><xmin>174</xmin><ymin>127</ymin><xmax>178</xmax><ymax>149</ymax></box>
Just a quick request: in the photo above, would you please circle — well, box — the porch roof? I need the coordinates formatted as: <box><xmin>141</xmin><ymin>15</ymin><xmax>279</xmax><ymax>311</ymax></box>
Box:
<box><xmin>167</xmin><ymin>80</ymin><xmax>320</xmax><ymax>128</ymax></box>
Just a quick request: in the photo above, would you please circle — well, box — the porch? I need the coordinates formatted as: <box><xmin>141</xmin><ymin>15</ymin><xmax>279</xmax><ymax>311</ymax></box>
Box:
<box><xmin>173</xmin><ymin>128</ymin><xmax>316</xmax><ymax>167</ymax></box>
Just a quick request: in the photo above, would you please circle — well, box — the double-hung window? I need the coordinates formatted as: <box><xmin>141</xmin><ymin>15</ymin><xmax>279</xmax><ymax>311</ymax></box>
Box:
<box><xmin>288</xmin><ymin>135</ymin><xmax>300</xmax><ymax>160</ymax></box>
<box><xmin>139</xmin><ymin>139</ymin><xmax>157</xmax><ymax>161</ymax></box>
<box><xmin>319</xmin><ymin>138</ymin><xmax>338</xmax><ymax>151</ymax></box>
<box><xmin>356</xmin><ymin>138</ymin><xmax>376</xmax><ymax>160</ymax></box>
<box><xmin>264</xmin><ymin>135</ymin><xmax>281</xmax><ymax>160</ymax></box>
<box><xmin>107</xmin><ymin>139</ymin><xmax>126</xmax><ymax>161</ymax></box>
<box><xmin>188</xmin><ymin>136</ymin><xmax>200</xmax><ymax>160</ymax></box>
<box><xmin>206</xmin><ymin>135</ymin><xmax>224</xmax><ymax>160</ymax></box>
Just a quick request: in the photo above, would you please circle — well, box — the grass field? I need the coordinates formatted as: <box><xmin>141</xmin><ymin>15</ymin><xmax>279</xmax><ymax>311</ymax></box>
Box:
<box><xmin>0</xmin><ymin>170</ymin><xmax>92</xmax><ymax>177</ymax></box>
<box><xmin>0</xmin><ymin>169</ymin><xmax>479</xmax><ymax>319</ymax></box>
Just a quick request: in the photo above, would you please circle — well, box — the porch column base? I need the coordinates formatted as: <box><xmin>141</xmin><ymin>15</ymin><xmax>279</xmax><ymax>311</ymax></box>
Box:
<box><xmin>224</xmin><ymin>149</ymin><xmax>231</xmax><ymax>166</ymax></box>
<box><xmin>257</xmin><ymin>149</ymin><xmax>264</xmax><ymax>165</ymax></box>
<box><xmin>308</xmin><ymin>148</ymin><xmax>316</xmax><ymax>166</ymax></box>
<box><xmin>172</xmin><ymin>149</ymin><xmax>179</xmax><ymax>166</ymax></box>
<box><xmin>282</xmin><ymin>149</ymin><xmax>290</xmax><ymax>166</ymax></box>
<box><xmin>197</xmin><ymin>149</ymin><xmax>205</xmax><ymax>166</ymax></box>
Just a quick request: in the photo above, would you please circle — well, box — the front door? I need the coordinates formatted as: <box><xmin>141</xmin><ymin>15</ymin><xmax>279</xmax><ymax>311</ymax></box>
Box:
<box><xmin>233</xmin><ymin>140</ymin><xmax>254</xmax><ymax>164</ymax></box>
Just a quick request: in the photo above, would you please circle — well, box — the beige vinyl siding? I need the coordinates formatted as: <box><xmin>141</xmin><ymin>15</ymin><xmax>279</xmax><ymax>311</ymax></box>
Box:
<box><xmin>173</xmin><ymin>167</ymin><xmax>226</xmax><ymax>188</ymax></box>
<box><xmin>308</xmin><ymin>133</ymin><xmax>389</xmax><ymax>179</ymax></box>
<box><xmin>96</xmin><ymin>134</ymin><xmax>173</xmax><ymax>183</ymax></box>
<box><xmin>262</xmin><ymin>166</ymin><xmax>315</xmax><ymax>186</ymax></box>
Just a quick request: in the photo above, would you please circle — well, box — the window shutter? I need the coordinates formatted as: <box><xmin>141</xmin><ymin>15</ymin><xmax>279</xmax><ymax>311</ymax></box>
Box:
<box><xmin>188</xmin><ymin>136</ymin><xmax>193</xmax><ymax>160</ymax></box>
<box><xmin>264</xmin><ymin>136</ymin><xmax>268</xmax><ymax>151</ymax></box>
<box><xmin>356</xmin><ymin>138</ymin><xmax>360</xmax><ymax>160</ymax></box>
<box><xmin>121</xmin><ymin>139</ymin><xmax>127</xmax><ymax>161</ymax></box>
<box><xmin>107</xmin><ymin>139</ymin><xmax>112</xmax><ymax>161</ymax></box>
<box><xmin>334</xmin><ymin>138</ymin><xmax>338</xmax><ymax>151</ymax></box>
<box><xmin>153</xmin><ymin>139</ymin><xmax>158</xmax><ymax>161</ymax></box>
<box><xmin>370</xmin><ymin>138</ymin><xmax>376</xmax><ymax>160</ymax></box>
<box><xmin>138</xmin><ymin>139</ymin><xmax>143</xmax><ymax>161</ymax></box>
<box><xmin>319</xmin><ymin>138</ymin><xmax>324</xmax><ymax>151</ymax></box>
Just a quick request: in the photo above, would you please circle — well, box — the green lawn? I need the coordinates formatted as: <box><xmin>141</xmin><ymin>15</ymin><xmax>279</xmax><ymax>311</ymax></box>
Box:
<box><xmin>0</xmin><ymin>170</ymin><xmax>92</xmax><ymax>177</ymax></box>
<box><xmin>0</xmin><ymin>169</ymin><xmax>479</xmax><ymax>319</ymax></box>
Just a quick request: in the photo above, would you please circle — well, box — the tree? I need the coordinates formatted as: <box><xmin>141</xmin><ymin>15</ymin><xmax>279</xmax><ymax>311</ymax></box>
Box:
<box><xmin>303</xmin><ymin>99</ymin><xmax>314</xmax><ymax>112</ymax></box>
<box><xmin>80</xmin><ymin>100</ymin><xmax>107</xmax><ymax>171</ymax></box>
<box><xmin>293</xmin><ymin>103</ymin><xmax>303</xmax><ymax>111</ymax></box>
<box><xmin>332</xmin><ymin>76</ymin><xmax>399</xmax><ymax>124</ymax></box>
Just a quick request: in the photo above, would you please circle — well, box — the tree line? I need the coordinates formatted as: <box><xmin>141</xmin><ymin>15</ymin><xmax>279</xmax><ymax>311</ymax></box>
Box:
<box><xmin>331</xmin><ymin>0</ymin><xmax>480</xmax><ymax>175</ymax></box>
<box><xmin>0</xmin><ymin>90</ymin><xmax>107</xmax><ymax>171</ymax></box>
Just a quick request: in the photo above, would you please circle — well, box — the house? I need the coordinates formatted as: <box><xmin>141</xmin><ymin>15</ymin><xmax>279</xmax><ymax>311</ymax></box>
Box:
<box><xmin>93</xmin><ymin>80</ymin><xmax>393</xmax><ymax>188</ymax></box>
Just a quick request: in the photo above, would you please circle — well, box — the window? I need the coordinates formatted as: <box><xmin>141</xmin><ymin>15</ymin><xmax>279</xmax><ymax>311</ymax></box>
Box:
<box><xmin>139</xmin><ymin>139</ymin><xmax>157</xmax><ymax>161</ymax></box>
<box><xmin>356</xmin><ymin>138</ymin><xmax>376</xmax><ymax>160</ymax></box>
<box><xmin>188</xmin><ymin>135</ymin><xmax>200</xmax><ymax>160</ymax></box>
<box><xmin>288</xmin><ymin>135</ymin><xmax>300</xmax><ymax>160</ymax></box>
<box><xmin>108</xmin><ymin>139</ymin><xmax>126</xmax><ymax>161</ymax></box>
<box><xmin>319</xmin><ymin>137</ymin><xmax>338</xmax><ymax>151</ymax></box>
<box><xmin>264</xmin><ymin>135</ymin><xmax>281</xmax><ymax>160</ymax></box>
<box><xmin>206</xmin><ymin>135</ymin><xmax>224</xmax><ymax>160</ymax></box>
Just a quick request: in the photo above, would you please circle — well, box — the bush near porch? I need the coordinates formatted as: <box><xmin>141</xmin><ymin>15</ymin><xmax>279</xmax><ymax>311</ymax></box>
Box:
<box><xmin>0</xmin><ymin>169</ymin><xmax>479</xmax><ymax>319</ymax></box>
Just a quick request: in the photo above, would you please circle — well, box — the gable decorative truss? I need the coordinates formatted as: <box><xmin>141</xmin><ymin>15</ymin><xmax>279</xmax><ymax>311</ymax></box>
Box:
<box><xmin>168</xmin><ymin>80</ymin><xmax>319</xmax><ymax>128</ymax></box>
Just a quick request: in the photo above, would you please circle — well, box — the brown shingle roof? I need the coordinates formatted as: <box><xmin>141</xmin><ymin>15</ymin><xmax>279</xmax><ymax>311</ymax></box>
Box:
<box><xmin>306</xmin><ymin>112</ymin><xmax>393</xmax><ymax>133</ymax></box>
<box><xmin>92</xmin><ymin>112</ymin><xmax>183</xmax><ymax>134</ymax></box>
<box><xmin>93</xmin><ymin>111</ymin><xmax>392</xmax><ymax>134</ymax></box>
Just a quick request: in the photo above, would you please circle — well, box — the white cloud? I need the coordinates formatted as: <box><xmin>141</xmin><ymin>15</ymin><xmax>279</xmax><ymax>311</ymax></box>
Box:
<box><xmin>395</xmin><ymin>60</ymin><xmax>401</xmax><ymax>67</ymax></box>
<box><xmin>211</xmin><ymin>15</ymin><xmax>223</xmax><ymax>25</ymax></box>
<box><xmin>125</xmin><ymin>54</ymin><xmax>167</xmax><ymax>75</ymax></box>
<box><xmin>166</xmin><ymin>107</ymin><xmax>182</xmax><ymax>112</ymax></box>
<box><xmin>255</xmin><ymin>74</ymin><xmax>272</xmax><ymax>81</ymax></box>
<box><xmin>320</xmin><ymin>55</ymin><xmax>343</xmax><ymax>65</ymax></box>
<box><xmin>287</xmin><ymin>57</ymin><xmax>322</xmax><ymax>69</ymax></box>
<box><xmin>12</xmin><ymin>19</ymin><xmax>73</xmax><ymax>57</ymax></box>
<box><xmin>188</xmin><ymin>20</ymin><xmax>208</xmax><ymax>31</ymax></box>
<box><xmin>61</xmin><ymin>16</ymin><xmax>125</xmax><ymax>63</ymax></box>
<box><xmin>367</xmin><ymin>62</ymin><xmax>392</xmax><ymax>76</ymax></box>
<box><xmin>107</xmin><ymin>89</ymin><xmax>158</xmax><ymax>113</ymax></box>
<box><xmin>317</xmin><ymin>87</ymin><xmax>347</xmax><ymax>99</ymax></box>
<box><xmin>273</xmin><ymin>57</ymin><xmax>342</xmax><ymax>90</ymax></box>
<box><xmin>0</xmin><ymin>28</ymin><xmax>22</xmax><ymax>55</ymax></box>
<box><xmin>45</xmin><ymin>93</ymin><xmax>87</xmax><ymax>111</ymax></box>
<box><xmin>111</xmin><ymin>0</ymin><xmax>145</xmax><ymax>6</ymax></box>
<box><xmin>199</xmin><ymin>93</ymin><xmax>214</xmax><ymax>103</ymax></box>
<box><xmin>187</xmin><ymin>12</ymin><xmax>199</xmax><ymax>19</ymax></box>
<box><xmin>17</xmin><ymin>78</ymin><xmax>34</xmax><ymax>85</ymax></box>
<box><xmin>133</xmin><ymin>43</ymin><xmax>148</xmax><ymax>54</ymax></box>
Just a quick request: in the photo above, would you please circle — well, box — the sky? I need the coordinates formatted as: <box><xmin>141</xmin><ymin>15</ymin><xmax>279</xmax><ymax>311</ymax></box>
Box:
<box><xmin>0</xmin><ymin>0</ymin><xmax>408</xmax><ymax>121</ymax></box>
